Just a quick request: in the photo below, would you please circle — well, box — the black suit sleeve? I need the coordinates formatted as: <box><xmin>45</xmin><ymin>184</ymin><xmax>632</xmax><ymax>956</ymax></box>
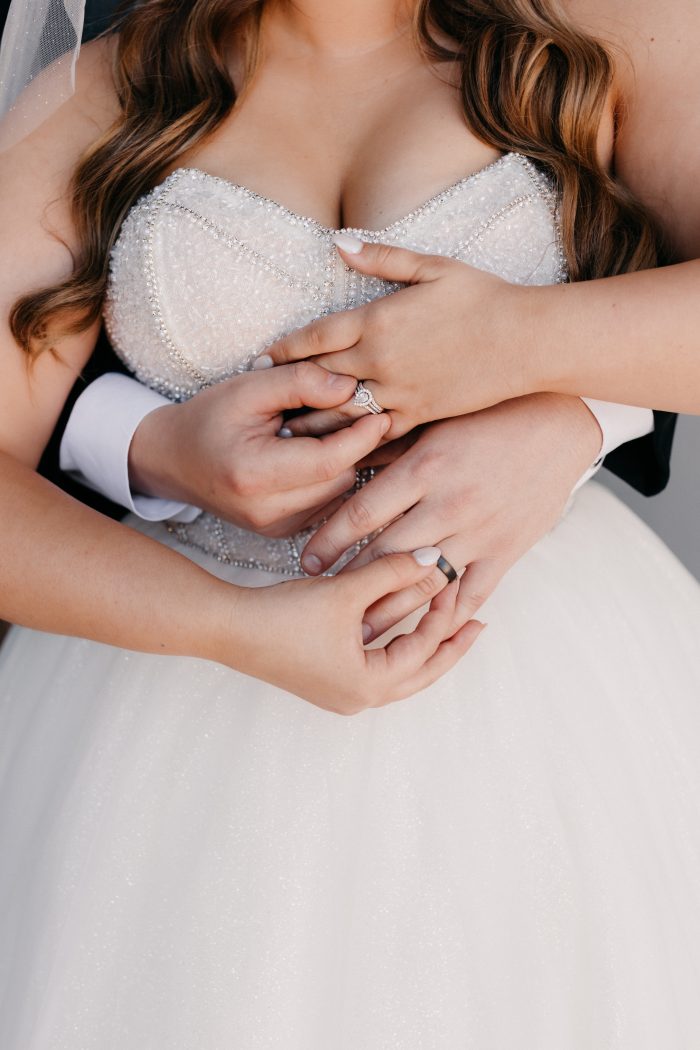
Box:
<box><xmin>602</xmin><ymin>410</ymin><xmax>677</xmax><ymax>497</ymax></box>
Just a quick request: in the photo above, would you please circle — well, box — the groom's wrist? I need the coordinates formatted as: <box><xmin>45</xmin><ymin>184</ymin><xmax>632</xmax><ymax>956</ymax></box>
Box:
<box><xmin>526</xmin><ymin>392</ymin><xmax>604</xmax><ymax>487</ymax></box>
<box><xmin>59</xmin><ymin>373</ymin><xmax>199</xmax><ymax>522</ymax></box>
<box><xmin>128</xmin><ymin>403</ymin><xmax>191</xmax><ymax>504</ymax></box>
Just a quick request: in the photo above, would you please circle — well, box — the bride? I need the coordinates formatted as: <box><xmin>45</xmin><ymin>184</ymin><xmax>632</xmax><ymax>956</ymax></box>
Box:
<box><xmin>1</xmin><ymin>0</ymin><xmax>700</xmax><ymax>1046</ymax></box>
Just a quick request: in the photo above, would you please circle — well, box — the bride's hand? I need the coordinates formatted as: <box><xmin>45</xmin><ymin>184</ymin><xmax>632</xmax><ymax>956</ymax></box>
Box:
<box><xmin>128</xmin><ymin>361</ymin><xmax>390</xmax><ymax>537</ymax></box>
<box><xmin>259</xmin><ymin>238</ymin><xmax>531</xmax><ymax>439</ymax></box>
<box><xmin>224</xmin><ymin>551</ymin><xmax>485</xmax><ymax>714</ymax></box>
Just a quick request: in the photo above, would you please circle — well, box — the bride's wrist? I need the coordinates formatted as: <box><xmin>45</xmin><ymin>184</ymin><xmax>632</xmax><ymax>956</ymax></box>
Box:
<box><xmin>509</xmin><ymin>283</ymin><xmax>564</xmax><ymax>398</ymax></box>
<box><xmin>191</xmin><ymin>575</ymin><xmax>253</xmax><ymax>668</ymax></box>
<box><xmin>516</xmin><ymin>282</ymin><xmax>590</xmax><ymax>398</ymax></box>
<box><xmin>480</xmin><ymin>281</ymin><xmax>548</xmax><ymax>405</ymax></box>
<box><xmin>195</xmin><ymin>577</ymin><xmax>281</xmax><ymax>681</ymax></box>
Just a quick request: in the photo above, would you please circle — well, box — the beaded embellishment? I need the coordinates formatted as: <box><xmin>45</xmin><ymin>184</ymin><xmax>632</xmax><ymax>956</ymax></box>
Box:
<box><xmin>104</xmin><ymin>153</ymin><xmax>566</xmax><ymax>576</ymax></box>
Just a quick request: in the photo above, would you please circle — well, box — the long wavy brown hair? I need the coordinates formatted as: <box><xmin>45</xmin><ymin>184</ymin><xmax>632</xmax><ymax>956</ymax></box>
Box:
<box><xmin>11</xmin><ymin>0</ymin><xmax>661</xmax><ymax>357</ymax></box>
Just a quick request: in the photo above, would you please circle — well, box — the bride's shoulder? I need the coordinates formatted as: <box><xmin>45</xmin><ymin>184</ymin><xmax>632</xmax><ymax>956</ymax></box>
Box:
<box><xmin>66</xmin><ymin>35</ymin><xmax>122</xmax><ymax>143</ymax></box>
<box><xmin>563</xmin><ymin>0</ymin><xmax>700</xmax><ymax>57</ymax></box>
<box><xmin>562</xmin><ymin>0</ymin><xmax>700</xmax><ymax>109</ymax></box>
<box><xmin>0</xmin><ymin>35</ymin><xmax>120</xmax><ymax>182</ymax></box>
<box><xmin>0</xmin><ymin>35</ymin><xmax>122</xmax><ymax>277</ymax></box>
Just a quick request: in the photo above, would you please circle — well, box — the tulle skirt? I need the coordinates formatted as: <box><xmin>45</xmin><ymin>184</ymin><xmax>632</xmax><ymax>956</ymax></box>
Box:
<box><xmin>2</xmin><ymin>480</ymin><xmax>700</xmax><ymax>1048</ymax></box>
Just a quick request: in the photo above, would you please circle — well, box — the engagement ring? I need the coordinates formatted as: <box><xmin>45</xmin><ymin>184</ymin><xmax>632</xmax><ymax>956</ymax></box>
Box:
<box><xmin>352</xmin><ymin>381</ymin><xmax>384</xmax><ymax>414</ymax></box>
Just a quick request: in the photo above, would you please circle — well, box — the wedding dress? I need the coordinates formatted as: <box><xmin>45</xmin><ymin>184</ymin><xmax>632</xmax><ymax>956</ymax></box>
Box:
<box><xmin>2</xmin><ymin>152</ymin><xmax>700</xmax><ymax>1048</ymax></box>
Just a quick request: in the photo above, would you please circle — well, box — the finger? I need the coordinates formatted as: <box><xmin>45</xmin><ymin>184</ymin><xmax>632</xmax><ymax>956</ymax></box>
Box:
<box><xmin>260</xmin><ymin>307</ymin><xmax>366</xmax><ymax>367</ymax></box>
<box><xmin>341</xmin><ymin>507</ymin><xmax>448</xmax><ymax>573</ymax></box>
<box><xmin>340</xmin><ymin>548</ymin><xmax>442</xmax><ymax>609</ymax></box>
<box><xmin>451</xmin><ymin>559</ymin><xmax>502</xmax><ymax>630</ymax></box>
<box><xmin>361</xmin><ymin>565</ymin><xmax>449</xmax><ymax>642</ymax></box>
<box><xmin>371</xmin><ymin>578</ymin><xmax>461</xmax><ymax>676</ymax></box>
<box><xmin>357</xmin><ymin>432</ymin><xmax>421</xmax><ymax>468</ymax></box>
<box><xmin>282</xmin><ymin>403</ymin><xmax>363</xmax><ymax>437</ymax></box>
<box><xmin>267</xmin><ymin>412</ymin><xmax>390</xmax><ymax>492</ymax></box>
<box><xmin>300</xmin><ymin>346</ymin><xmax>377</xmax><ymax>381</ymax></box>
<box><xmin>331</xmin><ymin>234</ymin><xmax>446</xmax><ymax>284</ymax></box>
<box><xmin>244</xmin><ymin>360</ymin><xmax>358</xmax><ymax>416</ymax></box>
<box><xmin>301</xmin><ymin>467</ymin><xmax>418</xmax><ymax>574</ymax></box>
<box><xmin>260</xmin><ymin>470</ymin><xmax>358</xmax><ymax>533</ymax></box>
<box><xmin>364</xmin><ymin>580</ymin><xmax>470</xmax><ymax>689</ymax></box>
<box><xmin>359</xmin><ymin>536</ymin><xmax>465</xmax><ymax>643</ymax></box>
<box><xmin>387</xmin><ymin>621</ymin><xmax>487</xmax><ymax>703</ymax></box>
<box><xmin>294</xmin><ymin>492</ymin><xmax>349</xmax><ymax>532</ymax></box>
<box><xmin>284</xmin><ymin>377</ymin><xmax>391</xmax><ymax>436</ymax></box>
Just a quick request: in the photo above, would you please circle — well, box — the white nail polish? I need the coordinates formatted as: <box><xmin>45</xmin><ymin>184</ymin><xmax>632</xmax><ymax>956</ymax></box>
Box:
<box><xmin>278</xmin><ymin>426</ymin><xmax>293</xmax><ymax>438</ymax></box>
<box><xmin>413</xmin><ymin>546</ymin><xmax>441</xmax><ymax>566</ymax></box>
<box><xmin>332</xmin><ymin>232</ymin><xmax>364</xmax><ymax>254</ymax></box>
<box><xmin>252</xmin><ymin>354</ymin><xmax>274</xmax><ymax>370</ymax></box>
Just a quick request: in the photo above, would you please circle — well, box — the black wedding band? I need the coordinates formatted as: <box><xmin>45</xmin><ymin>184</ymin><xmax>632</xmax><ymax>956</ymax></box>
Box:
<box><xmin>436</xmin><ymin>555</ymin><xmax>458</xmax><ymax>583</ymax></box>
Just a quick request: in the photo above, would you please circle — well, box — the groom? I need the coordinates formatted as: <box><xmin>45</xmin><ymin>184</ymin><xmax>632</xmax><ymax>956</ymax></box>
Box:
<box><xmin>36</xmin><ymin>0</ymin><xmax>682</xmax><ymax>639</ymax></box>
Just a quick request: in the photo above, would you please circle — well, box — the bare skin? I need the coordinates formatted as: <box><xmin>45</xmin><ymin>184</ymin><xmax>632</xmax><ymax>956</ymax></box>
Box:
<box><xmin>256</xmin><ymin>0</ymin><xmax>700</xmax><ymax>420</ymax></box>
<box><xmin>129</xmin><ymin>363</ymin><xmax>392</xmax><ymax>537</ymax></box>
<box><xmin>126</xmin><ymin>0</ymin><xmax>641</xmax><ymax>640</ymax></box>
<box><xmin>310</xmin><ymin>396</ymin><xmax>601</xmax><ymax>642</ymax></box>
<box><xmin>173</xmin><ymin>0</ymin><xmax>502</xmax><ymax>233</ymax></box>
<box><xmin>192</xmin><ymin>0</ymin><xmax>700</xmax><ymax>638</ymax></box>
<box><xmin>3</xmin><ymin>0</ymin><xmax>693</xmax><ymax>700</ymax></box>
<box><xmin>0</xmin><ymin>15</ymin><xmax>485</xmax><ymax>714</ymax></box>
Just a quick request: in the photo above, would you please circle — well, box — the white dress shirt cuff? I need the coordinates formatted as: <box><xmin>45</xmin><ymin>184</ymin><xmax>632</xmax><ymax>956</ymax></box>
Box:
<box><xmin>59</xmin><ymin>373</ymin><xmax>201</xmax><ymax>523</ymax></box>
<box><xmin>571</xmin><ymin>398</ymin><xmax>655</xmax><ymax>495</ymax></box>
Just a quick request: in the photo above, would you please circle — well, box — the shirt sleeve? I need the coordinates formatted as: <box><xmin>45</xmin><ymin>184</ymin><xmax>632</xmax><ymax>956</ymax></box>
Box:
<box><xmin>58</xmin><ymin>374</ymin><xmax>202</xmax><ymax>524</ymax></box>
<box><xmin>570</xmin><ymin>398</ymin><xmax>655</xmax><ymax>495</ymax></box>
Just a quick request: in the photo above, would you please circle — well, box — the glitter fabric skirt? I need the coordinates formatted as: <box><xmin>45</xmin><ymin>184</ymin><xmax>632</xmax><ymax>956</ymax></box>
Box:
<box><xmin>2</xmin><ymin>480</ymin><xmax>700</xmax><ymax>1049</ymax></box>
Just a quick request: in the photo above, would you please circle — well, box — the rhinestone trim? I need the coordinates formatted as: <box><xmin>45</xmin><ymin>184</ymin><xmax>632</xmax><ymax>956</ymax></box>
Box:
<box><xmin>105</xmin><ymin>151</ymin><xmax>567</xmax><ymax>575</ymax></box>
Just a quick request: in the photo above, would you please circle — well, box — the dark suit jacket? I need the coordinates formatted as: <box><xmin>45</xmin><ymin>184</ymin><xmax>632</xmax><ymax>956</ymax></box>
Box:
<box><xmin>3</xmin><ymin>0</ymin><xmax>677</xmax><ymax>515</ymax></box>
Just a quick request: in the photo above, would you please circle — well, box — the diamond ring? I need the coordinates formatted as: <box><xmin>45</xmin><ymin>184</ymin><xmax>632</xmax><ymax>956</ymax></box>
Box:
<box><xmin>352</xmin><ymin>381</ymin><xmax>384</xmax><ymax>414</ymax></box>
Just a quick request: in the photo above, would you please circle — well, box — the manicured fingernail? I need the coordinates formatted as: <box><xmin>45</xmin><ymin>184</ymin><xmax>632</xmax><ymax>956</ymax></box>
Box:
<box><xmin>302</xmin><ymin>553</ymin><xmax>323</xmax><ymax>575</ymax></box>
<box><xmin>413</xmin><ymin>546</ymin><xmax>441</xmax><ymax>566</ymax></box>
<box><xmin>252</xmin><ymin>354</ymin><xmax>274</xmax><ymax>370</ymax></box>
<box><xmin>278</xmin><ymin>426</ymin><xmax>293</xmax><ymax>438</ymax></box>
<box><xmin>362</xmin><ymin>622</ymin><xmax>373</xmax><ymax>643</ymax></box>
<box><xmin>332</xmin><ymin>232</ymin><xmax>364</xmax><ymax>254</ymax></box>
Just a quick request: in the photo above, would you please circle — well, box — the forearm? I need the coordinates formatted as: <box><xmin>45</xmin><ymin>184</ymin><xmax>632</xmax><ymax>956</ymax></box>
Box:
<box><xmin>0</xmin><ymin>453</ymin><xmax>236</xmax><ymax>662</ymax></box>
<box><xmin>521</xmin><ymin>260</ymin><xmax>700</xmax><ymax>413</ymax></box>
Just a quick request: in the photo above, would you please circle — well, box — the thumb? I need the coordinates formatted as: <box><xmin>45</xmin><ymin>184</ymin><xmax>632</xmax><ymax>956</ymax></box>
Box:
<box><xmin>247</xmin><ymin>360</ymin><xmax>357</xmax><ymax>416</ymax></box>
<box><xmin>331</xmin><ymin>233</ymin><xmax>444</xmax><ymax>284</ymax></box>
<box><xmin>343</xmin><ymin>547</ymin><xmax>443</xmax><ymax>610</ymax></box>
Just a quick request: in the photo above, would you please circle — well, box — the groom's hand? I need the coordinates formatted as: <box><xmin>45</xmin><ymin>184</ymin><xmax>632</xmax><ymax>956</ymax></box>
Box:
<box><xmin>128</xmin><ymin>362</ymin><xmax>390</xmax><ymax>537</ymax></box>
<box><xmin>300</xmin><ymin>393</ymin><xmax>603</xmax><ymax>639</ymax></box>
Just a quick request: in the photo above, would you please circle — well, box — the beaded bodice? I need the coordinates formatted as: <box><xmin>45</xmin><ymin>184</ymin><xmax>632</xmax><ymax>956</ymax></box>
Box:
<box><xmin>104</xmin><ymin>151</ymin><xmax>566</xmax><ymax>575</ymax></box>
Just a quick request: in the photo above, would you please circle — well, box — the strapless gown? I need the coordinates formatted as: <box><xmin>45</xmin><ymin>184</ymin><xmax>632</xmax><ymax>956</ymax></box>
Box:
<box><xmin>2</xmin><ymin>153</ymin><xmax>700</xmax><ymax>1048</ymax></box>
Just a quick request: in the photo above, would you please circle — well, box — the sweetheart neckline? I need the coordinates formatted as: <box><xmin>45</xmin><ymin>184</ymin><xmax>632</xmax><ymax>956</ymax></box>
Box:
<box><xmin>152</xmin><ymin>150</ymin><xmax>530</xmax><ymax>237</ymax></box>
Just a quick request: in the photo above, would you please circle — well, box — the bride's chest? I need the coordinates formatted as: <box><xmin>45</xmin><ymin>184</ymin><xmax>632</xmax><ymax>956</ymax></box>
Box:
<box><xmin>103</xmin><ymin>155</ymin><xmax>565</xmax><ymax>401</ymax></box>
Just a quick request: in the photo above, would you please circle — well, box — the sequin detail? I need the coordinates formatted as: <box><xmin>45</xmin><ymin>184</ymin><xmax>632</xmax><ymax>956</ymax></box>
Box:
<box><xmin>104</xmin><ymin>153</ymin><xmax>567</xmax><ymax>575</ymax></box>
